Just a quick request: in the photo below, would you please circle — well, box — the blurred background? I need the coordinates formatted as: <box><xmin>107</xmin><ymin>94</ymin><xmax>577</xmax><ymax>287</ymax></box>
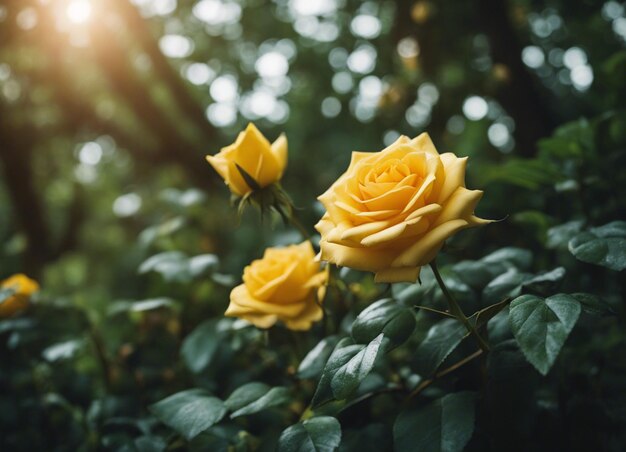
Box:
<box><xmin>2</xmin><ymin>1</ymin><xmax>626</xmax><ymax>450</ymax></box>
<box><xmin>1</xmin><ymin>0</ymin><xmax>625</xmax><ymax>326</ymax></box>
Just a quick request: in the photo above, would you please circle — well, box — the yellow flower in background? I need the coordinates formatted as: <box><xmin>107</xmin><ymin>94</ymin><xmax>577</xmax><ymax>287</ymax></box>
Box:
<box><xmin>0</xmin><ymin>274</ymin><xmax>39</xmax><ymax>318</ymax></box>
<box><xmin>315</xmin><ymin>133</ymin><xmax>491</xmax><ymax>283</ymax></box>
<box><xmin>226</xmin><ymin>241</ymin><xmax>327</xmax><ymax>331</ymax></box>
<box><xmin>206</xmin><ymin>123</ymin><xmax>287</xmax><ymax>196</ymax></box>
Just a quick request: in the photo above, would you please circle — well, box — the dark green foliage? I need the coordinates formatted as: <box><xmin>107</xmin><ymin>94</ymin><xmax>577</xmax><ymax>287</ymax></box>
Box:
<box><xmin>149</xmin><ymin>389</ymin><xmax>227</xmax><ymax>440</ymax></box>
<box><xmin>509</xmin><ymin>294</ymin><xmax>581</xmax><ymax>375</ymax></box>
<box><xmin>569</xmin><ymin>221</ymin><xmax>626</xmax><ymax>271</ymax></box>
<box><xmin>394</xmin><ymin>392</ymin><xmax>476</xmax><ymax>452</ymax></box>
<box><xmin>1</xmin><ymin>0</ymin><xmax>626</xmax><ymax>450</ymax></box>
<box><xmin>278</xmin><ymin>416</ymin><xmax>342</xmax><ymax>452</ymax></box>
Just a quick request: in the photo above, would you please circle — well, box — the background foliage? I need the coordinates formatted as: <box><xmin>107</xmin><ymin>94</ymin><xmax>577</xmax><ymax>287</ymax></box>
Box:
<box><xmin>1</xmin><ymin>0</ymin><xmax>625</xmax><ymax>450</ymax></box>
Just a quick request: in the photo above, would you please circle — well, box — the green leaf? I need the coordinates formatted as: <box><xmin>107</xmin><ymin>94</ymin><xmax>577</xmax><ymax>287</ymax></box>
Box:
<box><xmin>509</xmin><ymin>294</ymin><xmax>581</xmax><ymax>375</ymax></box>
<box><xmin>520</xmin><ymin>267</ymin><xmax>566</xmax><ymax>296</ymax></box>
<box><xmin>107</xmin><ymin>298</ymin><xmax>177</xmax><ymax>316</ymax></box>
<box><xmin>139</xmin><ymin>252</ymin><xmax>219</xmax><ymax>282</ymax></box>
<box><xmin>393</xmin><ymin>392</ymin><xmax>476</xmax><ymax>452</ymax></box>
<box><xmin>298</xmin><ymin>336</ymin><xmax>340</xmax><ymax>379</ymax></box>
<box><xmin>437</xmin><ymin>271</ymin><xmax>476</xmax><ymax>305</ymax></box>
<box><xmin>483</xmin><ymin>266</ymin><xmax>565</xmax><ymax>304</ymax></box>
<box><xmin>187</xmin><ymin>254</ymin><xmax>219</xmax><ymax>277</ymax></box>
<box><xmin>546</xmin><ymin>220</ymin><xmax>584</xmax><ymax>250</ymax></box>
<box><xmin>474</xmin><ymin>298</ymin><xmax>513</xmax><ymax>330</ymax></box>
<box><xmin>481</xmin><ymin>247</ymin><xmax>533</xmax><ymax>270</ymax></box>
<box><xmin>278</xmin><ymin>416</ymin><xmax>342</xmax><ymax>452</ymax></box>
<box><xmin>311</xmin><ymin>339</ymin><xmax>364</xmax><ymax>407</ymax></box>
<box><xmin>482</xmin><ymin>269</ymin><xmax>532</xmax><ymax>305</ymax></box>
<box><xmin>481</xmin><ymin>158</ymin><xmax>562</xmax><ymax>189</ymax></box>
<box><xmin>393</xmin><ymin>279</ymin><xmax>437</xmax><ymax>305</ymax></box>
<box><xmin>181</xmin><ymin>319</ymin><xmax>220</xmax><ymax>374</ymax></box>
<box><xmin>231</xmin><ymin>387</ymin><xmax>290</xmax><ymax>418</ymax></box>
<box><xmin>538</xmin><ymin>118</ymin><xmax>593</xmax><ymax>158</ymax></box>
<box><xmin>224</xmin><ymin>382</ymin><xmax>290</xmax><ymax>418</ymax></box>
<box><xmin>570</xmin><ymin>293</ymin><xmax>615</xmax><ymax>316</ymax></box>
<box><xmin>134</xmin><ymin>435</ymin><xmax>167</xmax><ymax>452</ymax></box>
<box><xmin>149</xmin><ymin>389</ymin><xmax>226</xmax><ymax>440</ymax></box>
<box><xmin>139</xmin><ymin>251</ymin><xmax>189</xmax><ymax>282</ymax></box>
<box><xmin>413</xmin><ymin>319</ymin><xmax>467</xmax><ymax>377</ymax></box>
<box><xmin>42</xmin><ymin>339</ymin><xmax>83</xmax><ymax>362</ymax></box>
<box><xmin>351</xmin><ymin>299</ymin><xmax>415</xmax><ymax>347</ymax></box>
<box><xmin>130</xmin><ymin>298</ymin><xmax>175</xmax><ymax>312</ymax></box>
<box><xmin>569</xmin><ymin>221</ymin><xmax>626</xmax><ymax>271</ymax></box>
<box><xmin>331</xmin><ymin>334</ymin><xmax>386</xmax><ymax>400</ymax></box>
<box><xmin>451</xmin><ymin>260</ymin><xmax>503</xmax><ymax>290</ymax></box>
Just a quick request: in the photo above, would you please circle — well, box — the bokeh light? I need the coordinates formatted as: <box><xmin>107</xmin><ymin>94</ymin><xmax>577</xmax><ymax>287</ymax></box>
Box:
<box><xmin>462</xmin><ymin>96</ymin><xmax>489</xmax><ymax>121</ymax></box>
<box><xmin>66</xmin><ymin>0</ymin><xmax>92</xmax><ymax>24</ymax></box>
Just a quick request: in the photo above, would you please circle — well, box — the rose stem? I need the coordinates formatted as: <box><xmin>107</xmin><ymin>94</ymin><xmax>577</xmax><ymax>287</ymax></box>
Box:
<box><xmin>406</xmin><ymin>349</ymin><xmax>484</xmax><ymax>402</ymax></box>
<box><xmin>288</xmin><ymin>213</ymin><xmax>311</xmax><ymax>240</ymax></box>
<box><xmin>275</xmin><ymin>200</ymin><xmax>311</xmax><ymax>240</ymax></box>
<box><xmin>429</xmin><ymin>260</ymin><xmax>490</xmax><ymax>353</ymax></box>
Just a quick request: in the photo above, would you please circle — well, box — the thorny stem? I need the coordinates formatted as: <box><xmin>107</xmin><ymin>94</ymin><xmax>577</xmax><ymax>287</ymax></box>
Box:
<box><xmin>414</xmin><ymin>305</ymin><xmax>457</xmax><ymax>318</ymax></box>
<box><xmin>288</xmin><ymin>212</ymin><xmax>311</xmax><ymax>240</ymax></box>
<box><xmin>275</xmin><ymin>197</ymin><xmax>311</xmax><ymax>240</ymax></box>
<box><xmin>429</xmin><ymin>261</ymin><xmax>490</xmax><ymax>353</ymax></box>
<box><xmin>406</xmin><ymin>349</ymin><xmax>484</xmax><ymax>402</ymax></box>
<box><xmin>87</xmin><ymin>319</ymin><xmax>112</xmax><ymax>392</ymax></box>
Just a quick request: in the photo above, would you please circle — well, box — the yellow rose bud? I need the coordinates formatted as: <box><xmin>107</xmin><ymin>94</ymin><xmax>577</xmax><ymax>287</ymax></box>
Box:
<box><xmin>315</xmin><ymin>133</ymin><xmax>491</xmax><ymax>284</ymax></box>
<box><xmin>225</xmin><ymin>241</ymin><xmax>327</xmax><ymax>331</ymax></box>
<box><xmin>0</xmin><ymin>274</ymin><xmax>39</xmax><ymax>318</ymax></box>
<box><xmin>206</xmin><ymin>123</ymin><xmax>288</xmax><ymax>196</ymax></box>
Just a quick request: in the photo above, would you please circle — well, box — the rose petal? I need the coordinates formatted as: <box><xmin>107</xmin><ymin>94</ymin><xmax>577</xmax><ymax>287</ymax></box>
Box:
<box><xmin>374</xmin><ymin>266</ymin><xmax>421</xmax><ymax>283</ymax></box>
<box><xmin>239</xmin><ymin>313</ymin><xmax>280</xmax><ymax>329</ymax></box>
<box><xmin>271</xmin><ymin>133</ymin><xmax>288</xmax><ymax>171</ymax></box>
<box><xmin>206</xmin><ymin>155</ymin><xmax>248</xmax><ymax>196</ymax></box>
<box><xmin>340</xmin><ymin>220</ymin><xmax>392</xmax><ymax>243</ymax></box>
<box><xmin>319</xmin><ymin>240</ymin><xmax>396</xmax><ymax>272</ymax></box>
<box><xmin>315</xmin><ymin>215</ymin><xmax>336</xmax><ymax>236</ymax></box>
<box><xmin>439</xmin><ymin>153</ymin><xmax>468</xmax><ymax>203</ymax></box>
<box><xmin>352</xmin><ymin>208</ymin><xmax>402</xmax><ymax>223</ymax></box>
<box><xmin>283</xmin><ymin>297</ymin><xmax>324</xmax><ymax>331</ymax></box>
<box><xmin>392</xmin><ymin>219</ymin><xmax>469</xmax><ymax>267</ymax></box>
<box><xmin>233</xmin><ymin>123</ymin><xmax>282</xmax><ymax>187</ymax></box>
<box><xmin>360</xmin><ymin>222</ymin><xmax>409</xmax><ymax>247</ymax></box>
<box><xmin>357</xmin><ymin>182</ymin><xmax>417</xmax><ymax>212</ymax></box>
<box><xmin>253</xmin><ymin>259</ymin><xmax>313</xmax><ymax>304</ymax></box>
<box><xmin>229</xmin><ymin>285</ymin><xmax>307</xmax><ymax>317</ymax></box>
<box><xmin>405</xmin><ymin>203</ymin><xmax>442</xmax><ymax>222</ymax></box>
<box><xmin>409</xmin><ymin>132</ymin><xmax>440</xmax><ymax>156</ymax></box>
<box><xmin>434</xmin><ymin>187</ymin><xmax>484</xmax><ymax>226</ymax></box>
<box><xmin>349</xmin><ymin>151</ymin><xmax>374</xmax><ymax>168</ymax></box>
<box><xmin>401</xmin><ymin>173</ymin><xmax>436</xmax><ymax>214</ymax></box>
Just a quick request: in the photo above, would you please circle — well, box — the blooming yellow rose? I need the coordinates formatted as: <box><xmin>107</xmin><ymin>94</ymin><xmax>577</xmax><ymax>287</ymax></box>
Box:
<box><xmin>0</xmin><ymin>274</ymin><xmax>39</xmax><ymax>318</ymax></box>
<box><xmin>206</xmin><ymin>123</ymin><xmax>287</xmax><ymax>196</ymax></box>
<box><xmin>225</xmin><ymin>241</ymin><xmax>327</xmax><ymax>331</ymax></box>
<box><xmin>315</xmin><ymin>133</ymin><xmax>491</xmax><ymax>283</ymax></box>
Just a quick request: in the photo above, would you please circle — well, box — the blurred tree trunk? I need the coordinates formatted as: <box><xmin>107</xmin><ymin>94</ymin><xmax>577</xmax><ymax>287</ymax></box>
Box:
<box><xmin>0</xmin><ymin>0</ymin><xmax>220</xmax><ymax>272</ymax></box>
<box><xmin>477</xmin><ymin>0</ymin><xmax>557</xmax><ymax>154</ymax></box>
<box><xmin>112</xmin><ymin>0</ymin><xmax>215</xmax><ymax>145</ymax></box>
<box><xmin>394</xmin><ymin>0</ymin><xmax>556</xmax><ymax>156</ymax></box>
<box><xmin>0</xmin><ymin>108</ymin><xmax>51</xmax><ymax>275</ymax></box>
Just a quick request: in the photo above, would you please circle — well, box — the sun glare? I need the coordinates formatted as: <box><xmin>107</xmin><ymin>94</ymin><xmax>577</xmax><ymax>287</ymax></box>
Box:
<box><xmin>66</xmin><ymin>0</ymin><xmax>92</xmax><ymax>24</ymax></box>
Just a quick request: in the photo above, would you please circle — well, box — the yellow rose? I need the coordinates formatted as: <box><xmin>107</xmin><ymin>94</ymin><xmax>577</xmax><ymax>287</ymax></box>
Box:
<box><xmin>206</xmin><ymin>123</ymin><xmax>287</xmax><ymax>196</ymax></box>
<box><xmin>225</xmin><ymin>241</ymin><xmax>327</xmax><ymax>331</ymax></box>
<box><xmin>315</xmin><ymin>133</ymin><xmax>490</xmax><ymax>283</ymax></box>
<box><xmin>0</xmin><ymin>274</ymin><xmax>39</xmax><ymax>318</ymax></box>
